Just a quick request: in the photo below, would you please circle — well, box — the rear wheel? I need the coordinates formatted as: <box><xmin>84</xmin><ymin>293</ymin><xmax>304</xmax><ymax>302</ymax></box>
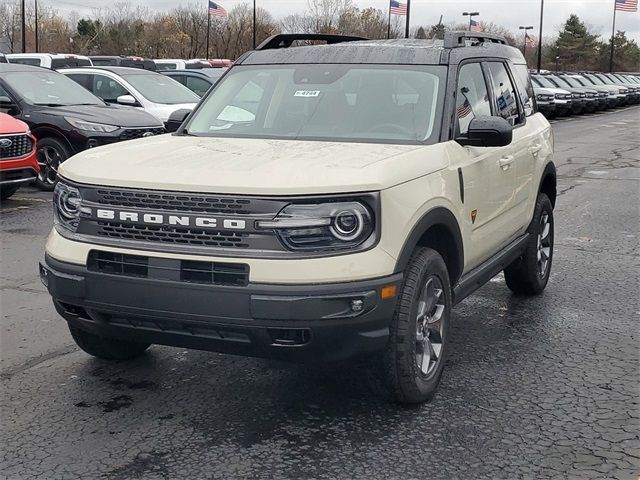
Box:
<box><xmin>68</xmin><ymin>324</ymin><xmax>150</xmax><ymax>360</ymax></box>
<box><xmin>382</xmin><ymin>247</ymin><xmax>451</xmax><ymax>404</ymax></box>
<box><xmin>504</xmin><ymin>193</ymin><xmax>554</xmax><ymax>295</ymax></box>
<box><xmin>0</xmin><ymin>184</ymin><xmax>20</xmax><ymax>201</ymax></box>
<box><xmin>35</xmin><ymin>138</ymin><xmax>70</xmax><ymax>191</ymax></box>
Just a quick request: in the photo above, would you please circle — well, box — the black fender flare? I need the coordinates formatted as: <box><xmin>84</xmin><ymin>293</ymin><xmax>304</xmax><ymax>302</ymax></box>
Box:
<box><xmin>31</xmin><ymin>125</ymin><xmax>75</xmax><ymax>154</ymax></box>
<box><xmin>538</xmin><ymin>161</ymin><xmax>557</xmax><ymax>206</ymax></box>
<box><xmin>394</xmin><ymin>207</ymin><xmax>464</xmax><ymax>282</ymax></box>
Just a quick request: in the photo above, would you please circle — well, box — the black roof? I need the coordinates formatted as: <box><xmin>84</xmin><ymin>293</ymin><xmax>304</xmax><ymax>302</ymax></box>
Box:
<box><xmin>240</xmin><ymin>36</ymin><xmax>525</xmax><ymax>67</ymax></box>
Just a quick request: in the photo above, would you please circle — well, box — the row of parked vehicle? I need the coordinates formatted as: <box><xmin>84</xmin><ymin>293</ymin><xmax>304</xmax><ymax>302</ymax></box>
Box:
<box><xmin>531</xmin><ymin>71</ymin><xmax>640</xmax><ymax>118</ymax></box>
<box><xmin>0</xmin><ymin>53</ymin><xmax>234</xmax><ymax>199</ymax></box>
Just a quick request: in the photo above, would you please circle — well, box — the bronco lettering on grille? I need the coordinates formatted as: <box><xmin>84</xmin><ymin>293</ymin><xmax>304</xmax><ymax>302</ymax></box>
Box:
<box><xmin>92</xmin><ymin>208</ymin><xmax>247</xmax><ymax>230</ymax></box>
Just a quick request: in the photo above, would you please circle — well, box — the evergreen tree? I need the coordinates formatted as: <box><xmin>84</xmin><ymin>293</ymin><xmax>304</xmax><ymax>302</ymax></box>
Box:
<box><xmin>552</xmin><ymin>14</ymin><xmax>600</xmax><ymax>70</ymax></box>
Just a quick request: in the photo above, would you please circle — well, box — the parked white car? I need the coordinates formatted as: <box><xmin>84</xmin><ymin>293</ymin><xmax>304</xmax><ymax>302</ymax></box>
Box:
<box><xmin>6</xmin><ymin>53</ymin><xmax>92</xmax><ymax>69</ymax></box>
<box><xmin>154</xmin><ymin>59</ymin><xmax>212</xmax><ymax>71</ymax></box>
<box><xmin>60</xmin><ymin>66</ymin><xmax>199</xmax><ymax>123</ymax></box>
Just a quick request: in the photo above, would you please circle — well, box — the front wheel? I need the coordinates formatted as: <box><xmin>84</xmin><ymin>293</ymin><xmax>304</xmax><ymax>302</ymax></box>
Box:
<box><xmin>35</xmin><ymin>137</ymin><xmax>70</xmax><ymax>191</ymax></box>
<box><xmin>69</xmin><ymin>324</ymin><xmax>150</xmax><ymax>360</ymax></box>
<box><xmin>504</xmin><ymin>193</ymin><xmax>554</xmax><ymax>295</ymax></box>
<box><xmin>382</xmin><ymin>247</ymin><xmax>452</xmax><ymax>404</ymax></box>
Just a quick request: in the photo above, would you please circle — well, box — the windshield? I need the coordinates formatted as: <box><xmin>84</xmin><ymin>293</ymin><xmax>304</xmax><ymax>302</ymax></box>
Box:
<box><xmin>583</xmin><ymin>74</ymin><xmax>604</xmax><ymax>86</ymax></box>
<box><xmin>571</xmin><ymin>76</ymin><xmax>590</xmax><ymax>87</ymax></box>
<box><xmin>560</xmin><ymin>76</ymin><xmax>582</xmax><ymax>88</ymax></box>
<box><xmin>595</xmin><ymin>74</ymin><xmax>615</xmax><ymax>85</ymax></box>
<box><xmin>186</xmin><ymin>64</ymin><xmax>445</xmax><ymax>144</ymax></box>
<box><xmin>532</xmin><ymin>76</ymin><xmax>556</xmax><ymax>89</ymax></box>
<box><xmin>122</xmin><ymin>73</ymin><xmax>198</xmax><ymax>104</ymax></box>
<box><xmin>546</xmin><ymin>75</ymin><xmax>573</xmax><ymax>89</ymax></box>
<box><xmin>3</xmin><ymin>70</ymin><xmax>104</xmax><ymax>106</ymax></box>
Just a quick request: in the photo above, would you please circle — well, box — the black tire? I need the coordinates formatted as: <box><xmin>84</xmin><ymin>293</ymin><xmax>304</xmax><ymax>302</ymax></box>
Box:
<box><xmin>0</xmin><ymin>184</ymin><xmax>20</xmax><ymax>201</ymax></box>
<box><xmin>504</xmin><ymin>193</ymin><xmax>554</xmax><ymax>295</ymax></box>
<box><xmin>35</xmin><ymin>137</ymin><xmax>70</xmax><ymax>191</ymax></box>
<box><xmin>68</xmin><ymin>324</ymin><xmax>150</xmax><ymax>360</ymax></box>
<box><xmin>382</xmin><ymin>247</ymin><xmax>452</xmax><ymax>404</ymax></box>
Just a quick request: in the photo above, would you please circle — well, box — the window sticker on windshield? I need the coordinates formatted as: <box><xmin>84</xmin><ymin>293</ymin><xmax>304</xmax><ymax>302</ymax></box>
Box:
<box><xmin>294</xmin><ymin>90</ymin><xmax>320</xmax><ymax>97</ymax></box>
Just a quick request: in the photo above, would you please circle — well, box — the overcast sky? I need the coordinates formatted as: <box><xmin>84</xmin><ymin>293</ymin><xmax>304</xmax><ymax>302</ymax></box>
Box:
<box><xmin>53</xmin><ymin>0</ymin><xmax>640</xmax><ymax>41</ymax></box>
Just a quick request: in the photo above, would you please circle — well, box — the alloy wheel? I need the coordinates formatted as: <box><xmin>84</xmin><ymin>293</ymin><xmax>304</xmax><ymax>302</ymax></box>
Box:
<box><xmin>537</xmin><ymin>213</ymin><xmax>552</xmax><ymax>277</ymax></box>
<box><xmin>415</xmin><ymin>276</ymin><xmax>445</xmax><ymax>377</ymax></box>
<box><xmin>37</xmin><ymin>146</ymin><xmax>62</xmax><ymax>185</ymax></box>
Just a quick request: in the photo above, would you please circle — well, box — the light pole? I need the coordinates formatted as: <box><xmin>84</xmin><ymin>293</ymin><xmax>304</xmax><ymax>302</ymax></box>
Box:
<box><xmin>519</xmin><ymin>25</ymin><xmax>534</xmax><ymax>58</ymax></box>
<box><xmin>537</xmin><ymin>0</ymin><xmax>544</xmax><ymax>72</ymax></box>
<box><xmin>555</xmin><ymin>56</ymin><xmax>560</xmax><ymax>72</ymax></box>
<box><xmin>462</xmin><ymin>12</ymin><xmax>480</xmax><ymax>32</ymax></box>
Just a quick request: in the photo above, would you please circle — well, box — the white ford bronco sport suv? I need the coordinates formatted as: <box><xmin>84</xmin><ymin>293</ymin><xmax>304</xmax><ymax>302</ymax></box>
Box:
<box><xmin>40</xmin><ymin>32</ymin><xmax>556</xmax><ymax>404</ymax></box>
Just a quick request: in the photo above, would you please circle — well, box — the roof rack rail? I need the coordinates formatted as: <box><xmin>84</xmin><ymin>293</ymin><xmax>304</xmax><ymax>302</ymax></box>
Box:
<box><xmin>444</xmin><ymin>31</ymin><xmax>508</xmax><ymax>48</ymax></box>
<box><xmin>256</xmin><ymin>34</ymin><xmax>367</xmax><ymax>51</ymax></box>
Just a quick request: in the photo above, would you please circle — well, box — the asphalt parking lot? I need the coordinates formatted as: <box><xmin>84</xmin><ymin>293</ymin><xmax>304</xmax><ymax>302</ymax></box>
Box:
<box><xmin>1</xmin><ymin>107</ymin><xmax>639</xmax><ymax>480</ymax></box>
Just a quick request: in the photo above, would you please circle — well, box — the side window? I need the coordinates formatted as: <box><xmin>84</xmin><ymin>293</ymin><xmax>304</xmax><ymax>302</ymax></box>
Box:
<box><xmin>185</xmin><ymin>76</ymin><xmax>211</xmax><ymax>97</ymax></box>
<box><xmin>512</xmin><ymin>64</ymin><xmax>535</xmax><ymax>117</ymax></box>
<box><xmin>66</xmin><ymin>73</ymin><xmax>91</xmax><ymax>91</ymax></box>
<box><xmin>0</xmin><ymin>84</ymin><xmax>19</xmax><ymax>115</ymax></box>
<box><xmin>455</xmin><ymin>62</ymin><xmax>492</xmax><ymax>135</ymax></box>
<box><xmin>487</xmin><ymin>62</ymin><xmax>521</xmax><ymax>126</ymax></box>
<box><xmin>91</xmin><ymin>74</ymin><xmax>130</xmax><ymax>103</ymax></box>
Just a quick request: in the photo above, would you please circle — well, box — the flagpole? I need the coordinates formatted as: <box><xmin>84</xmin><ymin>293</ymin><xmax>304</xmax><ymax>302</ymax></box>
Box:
<box><xmin>387</xmin><ymin>2</ymin><xmax>391</xmax><ymax>39</ymax></box>
<box><xmin>405</xmin><ymin>0</ymin><xmax>411</xmax><ymax>38</ymax></box>
<box><xmin>609</xmin><ymin>0</ymin><xmax>617</xmax><ymax>72</ymax></box>
<box><xmin>536</xmin><ymin>0</ymin><xmax>544</xmax><ymax>72</ymax></box>
<box><xmin>35</xmin><ymin>0</ymin><xmax>39</xmax><ymax>53</ymax></box>
<box><xmin>206</xmin><ymin>1</ymin><xmax>211</xmax><ymax>60</ymax></box>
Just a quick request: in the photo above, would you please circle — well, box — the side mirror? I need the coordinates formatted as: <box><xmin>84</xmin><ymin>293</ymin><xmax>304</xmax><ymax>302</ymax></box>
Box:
<box><xmin>0</xmin><ymin>95</ymin><xmax>18</xmax><ymax>115</ymax></box>
<box><xmin>456</xmin><ymin>116</ymin><xmax>513</xmax><ymax>148</ymax></box>
<box><xmin>165</xmin><ymin>108</ymin><xmax>192</xmax><ymax>133</ymax></box>
<box><xmin>116</xmin><ymin>94</ymin><xmax>138</xmax><ymax>106</ymax></box>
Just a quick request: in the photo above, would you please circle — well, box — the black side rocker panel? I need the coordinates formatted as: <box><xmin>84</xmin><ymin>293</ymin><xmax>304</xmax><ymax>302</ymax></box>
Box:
<box><xmin>452</xmin><ymin>233</ymin><xmax>530</xmax><ymax>304</ymax></box>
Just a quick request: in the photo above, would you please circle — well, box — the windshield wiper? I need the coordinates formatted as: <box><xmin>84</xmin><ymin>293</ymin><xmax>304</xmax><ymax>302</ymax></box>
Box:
<box><xmin>33</xmin><ymin>102</ymin><xmax>66</xmax><ymax>107</ymax></box>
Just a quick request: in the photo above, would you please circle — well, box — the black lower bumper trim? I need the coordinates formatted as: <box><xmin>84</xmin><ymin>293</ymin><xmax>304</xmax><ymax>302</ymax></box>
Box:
<box><xmin>41</xmin><ymin>255</ymin><xmax>401</xmax><ymax>363</ymax></box>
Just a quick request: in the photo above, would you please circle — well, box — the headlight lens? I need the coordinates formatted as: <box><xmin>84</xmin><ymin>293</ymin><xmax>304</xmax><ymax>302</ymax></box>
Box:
<box><xmin>65</xmin><ymin>117</ymin><xmax>119</xmax><ymax>133</ymax></box>
<box><xmin>257</xmin><ymin>201</ymin><xmax>374</xmax><ymax>251</ymax></box>
<box><xmin>54</xmin><ymin>182</ymin><xmax>82</xmax><ymax>232</ymax></box>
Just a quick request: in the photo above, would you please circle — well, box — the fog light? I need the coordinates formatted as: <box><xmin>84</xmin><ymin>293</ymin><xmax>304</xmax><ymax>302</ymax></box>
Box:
<box><xmin>350</xmin><ymin>299</ymin><xmax>364</xmax><ymax>313</ymax></box>
<box><xmin>39</xmin><ymin>265</ymin><xmax>49</xmax><ymax>288</ymax></box>
<box><xmin>87</xmin><ymin>139</ymin><xmax>98</xmax><ymax>148</ymax></box>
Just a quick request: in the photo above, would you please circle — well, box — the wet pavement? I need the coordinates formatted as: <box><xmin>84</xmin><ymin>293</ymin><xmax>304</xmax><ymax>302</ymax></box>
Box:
<box><xmin>1</xmin><ymin>107</ymin><xmax>639</xmax><ymax>479</ymax></box>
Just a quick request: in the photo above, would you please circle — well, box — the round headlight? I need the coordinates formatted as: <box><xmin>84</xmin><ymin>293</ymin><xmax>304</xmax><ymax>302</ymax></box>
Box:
<box><xmin>331</xmin><ymin>209</ymin><xmax>364</xmax><ymax>241</ymax></box>
<box><xmin>55</xmin><ymin>185</ymin><xmax>81</xmax><ymax>220</ymax></box>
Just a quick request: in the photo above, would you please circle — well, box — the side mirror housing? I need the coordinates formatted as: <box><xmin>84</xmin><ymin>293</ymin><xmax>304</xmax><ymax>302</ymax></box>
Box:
<box><xmin>165</xmin><ymin>108</ymin><xmax>192</xmax><ymax>133</ymax></box>
<box><xmin>116</xmin><ymin>94</ymin><xmax>138</xmax><ymax>106</ymax></box>
<box><xmin>456</xmin><ymin>116</ymin><xmax>513</xmax><ymax>148</ymax></box>
<box><xmin>0</xmin><ymin>95</ymin><xmax>19</xmax><ymax>115</ymax></box>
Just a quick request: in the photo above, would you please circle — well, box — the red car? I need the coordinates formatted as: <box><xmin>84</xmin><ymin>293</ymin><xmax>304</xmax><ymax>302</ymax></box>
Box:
<box><xmin>0</xmin><ymin>113</ymin><xmax>39</xmax><ymax>201</ymax></box>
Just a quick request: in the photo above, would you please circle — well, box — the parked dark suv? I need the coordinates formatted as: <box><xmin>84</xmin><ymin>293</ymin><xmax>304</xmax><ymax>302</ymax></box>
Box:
<box><xmin>0</xmin><ymin>63</ymin><xmax>164</xmax><ymax>189</ymax></box>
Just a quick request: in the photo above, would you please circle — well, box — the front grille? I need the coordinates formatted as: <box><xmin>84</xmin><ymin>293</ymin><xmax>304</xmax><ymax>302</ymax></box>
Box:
<box><xmin>94</xmin><ymin>189</ymin><xmax>253</xmax><ymax>215</ymax></box>
<box><xmin>95</xmin><ymin>222</ymin><xmax>251</xmax><ymax>248</ymax></box>
<box><xmin>87</xmin><ymin>250</ymin><xmax>249</xmax><ymax>286</ymax></box>
<box><xmin>0</xmin><ymin>135</ymin><xmax>34</xmax><ymax>159</ymax></box>
<box><xmin>119</xmin><ymin>127</ymin><xmax>166</xmax><ymax>141</ymax></box>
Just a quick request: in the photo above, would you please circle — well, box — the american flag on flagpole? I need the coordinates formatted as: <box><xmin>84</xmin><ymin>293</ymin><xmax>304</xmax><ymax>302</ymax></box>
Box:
<box><xmin>390</xmin><ymin>0</ymin><xmax>408</xmax><ymax>16</ymax></box>
<box><xmin>209</xmin><ymin>1</ymin><xmax>228</xmax><ymax>17</ymax></box>
<box><xmin>457</xmin><ymin>98</ymin><xmax>472</xmax><ymax>118</ymax></box>
<box><xmin>470</xmin><ymin>19</ymin><xmax>482</xmax><ymax>32</ymax></box>
<box><xmin>525</xmin><ymin>33</ymin><xmax>537</xmax><ymax>48</ymax></box>
<box><xmin>615</xmin><ymin>0</ymin><xmax>638</xmax><ymax>11</ymax></box>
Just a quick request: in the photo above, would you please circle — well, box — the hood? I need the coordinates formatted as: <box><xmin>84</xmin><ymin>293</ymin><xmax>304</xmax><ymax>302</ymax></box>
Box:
<box><xmin>536</xmin><ymin>87</ymin><xmax>570</xmax><ymax>95</ymax></box>
<box><xmin>35</xmin><ymin>104</ymin><xmax>163</xmax><ymax>128</ymax></box>
<box><xmin>59</xmin><ymin>135</ymin><xmax>448</xmax><ymax>195</ymax></box>
<box><xmin>0</xmin><ymin>113</ymin><xmax>29</xmax><ymax>134</ymax></box>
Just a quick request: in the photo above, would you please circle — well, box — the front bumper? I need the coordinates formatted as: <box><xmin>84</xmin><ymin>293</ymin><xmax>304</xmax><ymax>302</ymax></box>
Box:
<box><xmin>40</xmin><ymin>254</ymin><xmax>402</xmax><ymax>363</ymax></box>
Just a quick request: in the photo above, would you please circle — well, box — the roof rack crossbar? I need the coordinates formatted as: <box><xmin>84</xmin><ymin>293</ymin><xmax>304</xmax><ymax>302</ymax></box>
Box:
<box><xmin>256</xmin><ymin>34</ymin><xmax>367</xmax><ymax>51</ymax></box>
<box><xmin>444</xmin><ymin>31</ymin><xmax>508</xmax><ymax>49</ymax></box>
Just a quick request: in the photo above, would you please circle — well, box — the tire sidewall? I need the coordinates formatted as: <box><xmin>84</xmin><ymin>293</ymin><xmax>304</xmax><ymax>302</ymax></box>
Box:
<box><xmin>387</xmin><ymin>248</ymin><xmax>452</xmax><ymax>403</ymax></box>
<box><xmin>527</xmin><ymin>194</ymin><xmax>554</xmax><ymax>290</ymax></box>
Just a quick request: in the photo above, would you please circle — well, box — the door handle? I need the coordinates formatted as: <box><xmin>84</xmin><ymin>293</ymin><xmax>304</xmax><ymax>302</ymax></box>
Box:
<box><xmin>529</xmin><ymin>143</ymin><xmax>542</xmax><ymax>155</ymax></box>
<box><xmin>499</xmin><ymin>155</ymin><xmax>514</xmax><ymax>170</ymax></box>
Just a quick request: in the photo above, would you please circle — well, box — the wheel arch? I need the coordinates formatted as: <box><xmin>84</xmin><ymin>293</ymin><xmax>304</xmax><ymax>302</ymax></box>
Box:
<box><xmin>394</xmin><ymin>207</ymin><xmax>464</xmax><ymax>285</ymax></box>
<box><xmin>31</xmin><ymin>126</ymin><xmax>75</xmax><ymax>154</ymax></box>
<box><xmin>538</xmin><ymin>161</ymin><xmax>557</xmax><ymax>208</ymax></box>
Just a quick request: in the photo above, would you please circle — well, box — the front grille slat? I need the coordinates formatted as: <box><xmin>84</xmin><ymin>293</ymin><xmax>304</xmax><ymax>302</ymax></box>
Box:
<box><xmin>0</xmin><ymin>135</ymin><xmax>34</xmax><ymax>159</ymax></box>
<box><xmin>118</xmin><ymin>127</ymin><xmax>166</xmax><ymax>141</ymax></box>
<box><xmin>87</xmin><ymin>250</ymin><xmax>249</xmax><ymax>286</ymax></box>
